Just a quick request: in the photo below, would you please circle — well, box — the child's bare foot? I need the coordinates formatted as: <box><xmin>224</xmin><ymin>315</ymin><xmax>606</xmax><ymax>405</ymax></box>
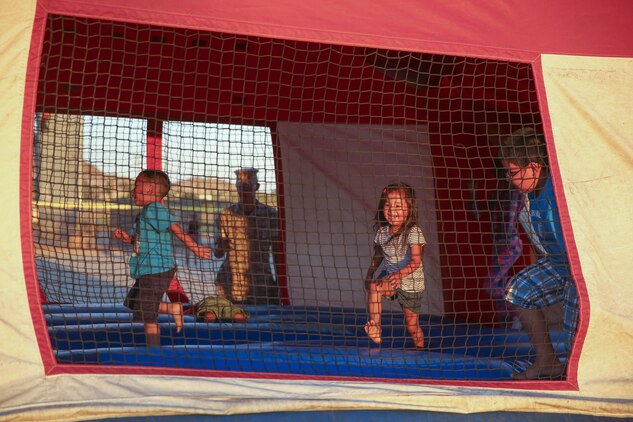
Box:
<box><xmin>412</xmin><ymin>330</ymin><xmax>425</xmax><ymax>349</ymax></box>
<box><xmin>511</xmin><ymin>361</ymin><xmax>566</xmax><ymax>380</ymax></box>
<box><xmin>173</xmin><ymin>303</ymin><xmax>184</xmax><ymax>333</ymax></box>
<box><xmin>364</xmin><ymin>320</ymin><xmax>382</xmax><ymax>344</ymax></box>
<box><xmin>203</xmin><ymin>311</ymin><xmax>218</xmax><ymax>323</ymax></box>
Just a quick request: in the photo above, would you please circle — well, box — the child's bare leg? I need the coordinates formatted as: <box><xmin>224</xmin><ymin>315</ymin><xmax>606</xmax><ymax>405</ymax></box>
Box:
<box><xmin>512</xmin><ymin>307</ymin><xmax>565</xmax><ymax>379</ymax></box>
<box><xmin>171</xmin><ymin>303</ymin><xmax>184</xmax><ymax>333</ymax></box>
<box><xmin>159</xmin><ymin>302</ymin><xmax>184</xmax><ymax>333</ymax></box>
<box><xmin>144</xmin><ymin>323</ymin><xmax>161</xmax><ymax>347</ymax></box>
<box><xmin>367</xmin><ymin>284</ymin><xmax>383</xmax><ymax>327</ymax></box>
<box><xmin>365</xmin><ymin>281</ymin><xmax>389</xmax><ymax>344</ymax></box>
<box><xmin>403</xmin><ymin>308</ymin><xmax>425</xmax><ymax>349</ymax></box>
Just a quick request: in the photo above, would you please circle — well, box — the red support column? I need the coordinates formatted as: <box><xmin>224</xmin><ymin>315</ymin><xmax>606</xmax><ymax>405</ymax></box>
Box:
<box><xmin>146</xmin><ymin>120</ymin><xmax>163</xmax><ymax>170</ymax></box>
<box><xmin>146</xmin><ymin>119</ymin><xmax>190</xmax><ymax>304</ymax></box>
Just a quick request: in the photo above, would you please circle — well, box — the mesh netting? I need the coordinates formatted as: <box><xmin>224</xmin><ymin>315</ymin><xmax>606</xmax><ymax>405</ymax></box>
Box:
<box><xmin>31</xmin><ymin>15</ymin><xmax>569</xmax><ymax>381</ymax></box>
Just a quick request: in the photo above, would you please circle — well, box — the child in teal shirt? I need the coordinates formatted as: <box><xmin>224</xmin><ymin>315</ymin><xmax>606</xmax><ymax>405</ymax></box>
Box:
<box><xmin>114</xmin><ymin>170</ymin><xmax>211</xmax><ymax>346</ymax></box>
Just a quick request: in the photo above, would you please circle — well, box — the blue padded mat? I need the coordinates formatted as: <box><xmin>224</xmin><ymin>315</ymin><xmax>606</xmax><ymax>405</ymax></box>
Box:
<box><xmin>44</xmin><ymin>304</ymin><xmax>567</xmax><ymax>381</ymax></box>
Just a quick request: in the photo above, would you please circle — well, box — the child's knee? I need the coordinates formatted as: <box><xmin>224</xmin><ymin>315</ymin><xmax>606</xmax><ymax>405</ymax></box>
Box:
<box><xmin>369</xmin><ymin>279</ymin><xmax>392</xmax><ymax>295</ymax></box>
<box><xmin>232</xmin><ymin>311</ymin><xmax>247</xmax><ymax>323</ymax></box>
<box><xmin>203</xmin><ymin>311</ymin><xmax>217</xmax><ymax>323</ymax></box>
<box><xmin>366</xmin><ymin>282</ymin><xmax>377</xmax><ymax>291</ymax></box>
<box><xmin>365</xmin><ymin>279</ymin><xmax>378</xmax><ymax>291</ymax></box>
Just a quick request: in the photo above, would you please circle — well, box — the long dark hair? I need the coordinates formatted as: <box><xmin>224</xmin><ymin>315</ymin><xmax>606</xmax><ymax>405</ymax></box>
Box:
<box><xmin>373</xmin><ymin>182</ymin><xmax>418</xmax><ymax>237</ymax></box>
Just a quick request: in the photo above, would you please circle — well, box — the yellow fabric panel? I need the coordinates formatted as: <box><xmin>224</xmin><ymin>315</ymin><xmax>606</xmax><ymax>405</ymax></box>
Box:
<box><xmin>541</xmin><ymin>54</ymin><xmax>633</xmax><ymax>398</ymax></box>
<box><xmin>0</xmin><ymin>0</ymin><xmax>46</xmax><ymax>390</ymax></box>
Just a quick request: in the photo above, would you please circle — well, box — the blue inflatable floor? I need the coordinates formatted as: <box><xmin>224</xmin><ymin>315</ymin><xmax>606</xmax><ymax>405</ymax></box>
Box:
<box><xmin>45</xmin><ymin>304</ymin><xmax>567</xmax><ymax>381</ymax></box>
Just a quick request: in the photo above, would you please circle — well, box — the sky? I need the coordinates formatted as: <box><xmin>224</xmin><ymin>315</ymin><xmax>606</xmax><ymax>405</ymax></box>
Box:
<box><xmin>83</xmin><ymin>116</ymin><xmax>277</xmax><ymax>192</ymax></box>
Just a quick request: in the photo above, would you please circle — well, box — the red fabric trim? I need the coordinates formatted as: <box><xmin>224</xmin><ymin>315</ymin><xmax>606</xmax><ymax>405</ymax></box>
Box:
<box><xmin>40</xmin><ymin>0</ymin><xmax>633</xmax><ymax>60</ymax></box>
<box><xmin>45</xmin><ymin>363</ymin><xmax>578</xmax><ymax>390</ymax></box>
<box><xmin>21</xmin><ymin>2</ymin><xmax>59</xmax><ymax>373</ymax></box>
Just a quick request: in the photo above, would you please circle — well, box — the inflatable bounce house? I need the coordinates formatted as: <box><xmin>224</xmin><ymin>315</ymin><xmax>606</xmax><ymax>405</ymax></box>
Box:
<box><xmin>1</xmin><ymin>0</ymin><xmax>633</xmax><ymax>420</ymax></box>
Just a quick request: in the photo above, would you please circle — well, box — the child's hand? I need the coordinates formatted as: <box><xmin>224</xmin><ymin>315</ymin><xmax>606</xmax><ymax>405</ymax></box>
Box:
<box><xmin>386</xmin><ymin>273</ymin><xmax>402</xmax><ymax>289</ymax></box>
<box><xmin>193</xmin><ymin>245</ymin><xmax>211</xmax><ymax>259</ymax></box>
<box><xmin>113</xmin><ymin>228</ymin><xmax>131</xmax><ymax>243</ymax></box>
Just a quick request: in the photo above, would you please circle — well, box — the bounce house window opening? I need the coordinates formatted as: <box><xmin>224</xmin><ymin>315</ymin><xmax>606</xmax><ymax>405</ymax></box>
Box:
<box><xmin>33</xmin><ymin>115</ymin><xmax>279</xmax><ymax>304</ymax></box>
<box><xmin>30</xmin><ymin>14</ymin><xmax>577</xmax><ymax>384</ymax></box>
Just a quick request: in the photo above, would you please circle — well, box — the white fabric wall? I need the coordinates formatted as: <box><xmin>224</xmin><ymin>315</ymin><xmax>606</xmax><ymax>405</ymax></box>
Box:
<box><xmin>278</xmin><ymin>122</ymin><xmax>443</xmax><ymax>315</ymax></box>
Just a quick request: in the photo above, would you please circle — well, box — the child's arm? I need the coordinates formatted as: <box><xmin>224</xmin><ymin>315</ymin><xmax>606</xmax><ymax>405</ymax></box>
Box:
<box><xmin>169</xmin><ymin>223</ymin><xmax>211</xmax><ymax>259</ymax></box>
<box><xmin>386</xmin><ymin>244</ymin><xmax>424</xmax><ymax>288</ymax></box>
<box><xmin>113</xmin><ymin>228</ymin><xmax>133</xmax><ymax>244</ymax></box>
<box><xmin>365</xmin><ymin>245</ymin><xmax>383</xmax><ymax>284</ymax></box>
